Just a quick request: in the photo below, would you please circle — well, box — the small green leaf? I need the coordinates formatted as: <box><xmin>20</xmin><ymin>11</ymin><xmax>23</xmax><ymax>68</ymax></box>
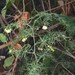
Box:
<box><xmin>0</xmin><ymin>33</ymin><xmax>8</xmax><ymax>42</ymax></box>
<box><xmin>3</xmin><ymin>55</ymin><xmax>15</xmax><ymax>68</ymax></box>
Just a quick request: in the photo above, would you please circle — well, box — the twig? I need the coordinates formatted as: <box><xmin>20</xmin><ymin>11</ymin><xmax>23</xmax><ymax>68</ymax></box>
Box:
<box><xmin>37</xmin><ymin>23</ymin><xmax>60</xmax><ymax>35</ymax></box>
<box><xmin>48</xmin><ymin>0</ymin><xmax>51</xmax><ymax>12</ymax></box>
<box><xmin>12</xmin><ymin>3</ymin><xmax>22</xmax><ymax>15</ymax></box>
<box><xmin>0</xmin><ymin>42</ymin><xmax>12</xmax><ymax>49</ymax></box>
<box><xmin>48</xmin><ymin>23</ymin><xmax>60</xmax><ymax>31</ymax></box>
<box><xmin>55</xmin><ymin>47</ymin><xmax>75</xmax><ymax>60</ymax></box>
<box><xmin>32</xmin><ymin>0</ymin><xmax>36</xmax><ymax>9</ymax></box>
<box><xmin>41</xmin><ymin>0</ymin><xmax>45</xmax><ymax>11</ymax></box>
<box><xmin>60</xmin><ymin>63</ymin><xmax>74</xmax><ymax>75</ymax></box>
<box><xmin>12</xmin><ymin>57</ymin><xmax>18</xmax><ymax>72</ymax></box>
<box><xmin>52</xmin><ymin>63</ymin><xmax>60</xmax><ymax>75</ymax></box>
<box><xmin>45</xmin><ymin>0</ymin><xmax>75</xmax><ymax>12</ymax></box>
<box><xmin>56</xmin><ymin>41</ymin><xmax>75</xmax><ymax>60</ymax></box>
<box><xmin>52</xmin><ymin>62</ymin><xmax>74</xmax><ymax>75</ymax></box>
<box><xmin>72</xmin><ymin>3</ymin><xmax>75</xmax><ymax>12</ymax></box>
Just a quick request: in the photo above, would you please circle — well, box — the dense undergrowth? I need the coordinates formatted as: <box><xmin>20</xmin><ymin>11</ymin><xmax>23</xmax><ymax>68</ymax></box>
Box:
<box><xmin>0</xmin><ymin>0</ymin><xmax>75</xmax><ymax>75</ymax></box>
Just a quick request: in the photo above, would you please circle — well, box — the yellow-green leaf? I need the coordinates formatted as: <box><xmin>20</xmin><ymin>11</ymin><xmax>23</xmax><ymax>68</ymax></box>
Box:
<box><xmin>3</xmin><ymin>55</ymin><xmax>15</xmax><ymax>68</ymax></box>
<box><xmin>0</xmin><ymin>33</ymin><xmax>8</xmax><ymax>42</ymax></box>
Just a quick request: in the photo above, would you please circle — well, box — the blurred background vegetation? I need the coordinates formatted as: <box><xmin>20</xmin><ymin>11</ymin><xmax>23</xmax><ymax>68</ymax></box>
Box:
<box><xmin>0</xmin><ymin>0</ymin><xmax>75</xmax><ymax>75</ymax></box>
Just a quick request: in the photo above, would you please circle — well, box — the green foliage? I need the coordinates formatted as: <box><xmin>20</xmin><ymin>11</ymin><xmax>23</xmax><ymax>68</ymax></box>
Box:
<box><xmin>1</xmin><ymin>4</ymin><xmax>75</xmax><ymax>74</ymax></box>
<box><xmin>1</xmin><ymin>0</ymin><xmax>75</xmax><ymax>75</ymax></box>
<box><xmin>27</xmin><ymin>62</ymin><xmax>42</xmax><ymax>75</ymax></box>
<box><xmin>33</xmin><ymin>12</ymin><xmax>75</xmax><ymax>36</ymax></box>
<box><xmin>0</xmin><ymin>33</ymin><xmax>8</xmax><ymax>42</ymax></box>
<box><xmin>16</xmin><ymin>12</ymin><xmax>75</xmax><ymax>75</ymax></box>
<box><xmin>3</xmin><ymin>55</ymin><xmax>15</xmax><ymax>68</ymax></box>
